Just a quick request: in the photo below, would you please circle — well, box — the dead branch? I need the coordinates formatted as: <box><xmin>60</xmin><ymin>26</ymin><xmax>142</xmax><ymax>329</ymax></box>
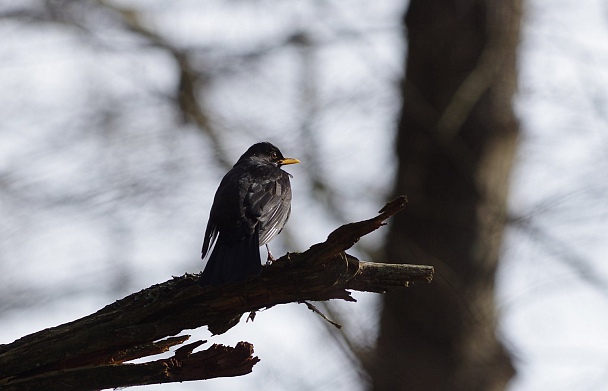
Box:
<box><xmin>0</xmin><ymin>196</ymin><xmax>433</xmax><ymax>390</ymax></box>
<box><xmin>1</xmin><ymin>342</ymin><xmax>257</xmax><ymax>391</ymax></box>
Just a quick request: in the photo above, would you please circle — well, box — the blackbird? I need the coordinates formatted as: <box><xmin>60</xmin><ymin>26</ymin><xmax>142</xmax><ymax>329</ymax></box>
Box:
<box><xmin>199</xmin><ymin>142</ymin><xmax>299</xmax><ymax>286</ymax></box>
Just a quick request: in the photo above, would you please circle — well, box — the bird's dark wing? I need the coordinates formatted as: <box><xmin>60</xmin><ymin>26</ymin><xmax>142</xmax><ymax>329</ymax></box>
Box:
<box><xmin>201</xmin><ymin>167</ymin><xmax>244</xmax><ymax>259</ymax></box>
<box><xmin>245</xmin><ymin>172</ymin><xmax>292</xmax><ymax>246</ymax></box>
<box><xmin>201</xmin><ymin>223</ymin><xmax>218</xmax><ymax>260</ymax></box>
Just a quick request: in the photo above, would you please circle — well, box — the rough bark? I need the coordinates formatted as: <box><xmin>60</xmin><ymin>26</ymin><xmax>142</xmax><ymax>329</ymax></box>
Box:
<box><xmin>0</xmin><ymin>197</ymin><xmax>433</xmax><ymax>390</ymax></box>
<box><xmin>371</xmin><ymin>1</ymin><xmax>521</xmax><ymax>391</ymax></box>
<box><xmin>1</xmin><ymin>342</ymin><xmax>258</xmax><ymax>391</ymax></box>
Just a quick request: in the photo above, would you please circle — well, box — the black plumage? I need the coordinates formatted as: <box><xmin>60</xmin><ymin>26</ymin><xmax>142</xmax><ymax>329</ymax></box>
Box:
<box><xmin>199</xmin><ymin>142</ymin><xmax>299</xmax><ymax>286</ymax></box>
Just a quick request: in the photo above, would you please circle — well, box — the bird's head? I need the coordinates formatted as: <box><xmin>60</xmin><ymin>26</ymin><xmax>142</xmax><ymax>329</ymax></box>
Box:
<box><xmin>237</xmin><ymin>142</ymin><xmax>300</xmax><ymax>167</ymax></box>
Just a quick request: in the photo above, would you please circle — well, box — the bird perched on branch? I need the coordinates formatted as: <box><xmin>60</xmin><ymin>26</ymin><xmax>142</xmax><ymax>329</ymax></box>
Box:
<box><xmin>199</xmin><ymin>142</ymin><xmax>299</xmax><ymax>286</ymax></box>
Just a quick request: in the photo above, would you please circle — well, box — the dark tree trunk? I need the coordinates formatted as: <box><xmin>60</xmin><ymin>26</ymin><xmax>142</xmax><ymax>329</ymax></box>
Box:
<box><xmin>370</xmin><ymin>1</ymin><xmax>521</xmax><ymax>390</ymax></box>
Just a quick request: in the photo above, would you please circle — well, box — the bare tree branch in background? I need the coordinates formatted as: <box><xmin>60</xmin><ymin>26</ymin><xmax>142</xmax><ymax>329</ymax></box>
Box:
<box><xmin>2</xmin><ymin>1</ymin><xmax>608</xmax><ymax>390</ymax></box>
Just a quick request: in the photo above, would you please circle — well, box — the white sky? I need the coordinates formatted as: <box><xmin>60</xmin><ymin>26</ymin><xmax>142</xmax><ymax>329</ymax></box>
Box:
<box><xmin>1</xmin><ymin>1</ymin><xmax>607</xmax><ymax>390</ymax></box>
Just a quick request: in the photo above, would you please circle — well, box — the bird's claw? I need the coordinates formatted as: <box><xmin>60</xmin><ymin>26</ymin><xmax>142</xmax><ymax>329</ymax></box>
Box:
<box><xmin>265</xmin><ymin>244</ymin><xmax>275</xmax><ymax>265</ymax></box>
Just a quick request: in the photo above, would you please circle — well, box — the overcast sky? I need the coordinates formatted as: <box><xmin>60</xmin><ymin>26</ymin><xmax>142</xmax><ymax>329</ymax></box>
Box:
<box><xmin>1</xmin><ymin>1</ymin><xmax>607</xmax><ymax>390</ymax></box>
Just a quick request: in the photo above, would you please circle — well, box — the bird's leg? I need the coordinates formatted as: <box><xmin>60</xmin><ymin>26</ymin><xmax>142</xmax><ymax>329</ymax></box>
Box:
<box><xmin>265</xmin><ymin>244</ymin><xmax>276</xmax><ymax>265</ymax></box>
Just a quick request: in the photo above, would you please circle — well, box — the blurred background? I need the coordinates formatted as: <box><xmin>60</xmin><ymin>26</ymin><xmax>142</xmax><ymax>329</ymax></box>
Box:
<box><xmin>1</xmin><ymin>1</ymin><xmax>608</xmax><ymax>390</ymax></box>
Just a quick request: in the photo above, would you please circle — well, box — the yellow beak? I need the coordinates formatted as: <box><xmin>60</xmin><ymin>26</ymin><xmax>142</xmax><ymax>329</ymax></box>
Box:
<box><xmin>279</xmin><ymin>157</ymin><xmax>300</xmax><ymax>165</ymax></box>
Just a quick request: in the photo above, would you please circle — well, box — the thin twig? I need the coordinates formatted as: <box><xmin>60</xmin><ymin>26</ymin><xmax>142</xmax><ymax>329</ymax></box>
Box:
<box><xmin>302</xmin><ymin>301</ymin><xmax>342</xmax><ymax>329</ymax></box>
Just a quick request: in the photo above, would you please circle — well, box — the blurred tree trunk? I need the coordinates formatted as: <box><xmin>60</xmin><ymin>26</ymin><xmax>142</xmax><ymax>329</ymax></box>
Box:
<box><xmin>370</xmin><ymin>1</ymin><xmax>521</xmax><ymax>390</ymax></box>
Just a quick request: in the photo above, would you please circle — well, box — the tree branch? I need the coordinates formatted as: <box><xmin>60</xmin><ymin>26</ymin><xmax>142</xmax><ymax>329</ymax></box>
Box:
<box><xmin>1</xmin><ymin>341</ymin><xmax>258</xmax><ymax>391</ymax></box>
<box><xmin>0</xmin><ymin>196</ymin><xmax>433</xmax><ymax>390</ymax></box>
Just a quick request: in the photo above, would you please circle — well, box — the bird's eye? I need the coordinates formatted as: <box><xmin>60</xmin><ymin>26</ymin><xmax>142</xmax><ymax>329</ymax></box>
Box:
<box><xmin>270</xmin><ymin>151</ymin><xmax>278</xmax><ymax>160</ymax></box>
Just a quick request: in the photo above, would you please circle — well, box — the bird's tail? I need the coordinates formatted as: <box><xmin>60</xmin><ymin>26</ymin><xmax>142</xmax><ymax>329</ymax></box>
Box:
<box><xmin>199</xmin><ymin>233</ymin><xmax>262</xmax><ymax>286</ymax></box>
